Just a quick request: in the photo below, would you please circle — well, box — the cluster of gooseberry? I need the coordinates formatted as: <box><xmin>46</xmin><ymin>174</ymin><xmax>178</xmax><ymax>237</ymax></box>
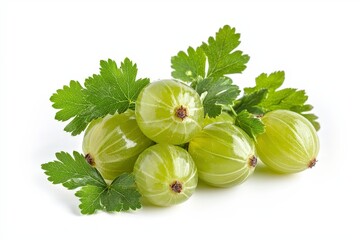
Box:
<box><xmin>83</xmin><ymin>79</ymin><xmax>320</xmax><ymax>207</ymax></box>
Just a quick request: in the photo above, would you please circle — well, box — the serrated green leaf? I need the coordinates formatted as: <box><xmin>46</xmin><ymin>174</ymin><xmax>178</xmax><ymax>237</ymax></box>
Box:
<box><xmin>50</xmin><ymin>58</ymin><xmax>150</xmax><ymax>135</ymax></box>
<box><xmin>171</xmin><ymin>47</ymin><xmax>206</xmax><ymax>82</ymax></box>
<box><xmin>244</xmin><ymin>71</ymin><xmax>285</xmax><ymax>94</ymax></box>
<box><xmin>104</xmin><ymin>174</ymin><xmax>142</xmax><ymax>212</ymax></box>
<box><xmin>84</xmin><ymin>59</ymin><xmax>145</xmax><ymax>115</ymax></box>
<box><xmin>41</xmin><ymin>151</ymin><xmax>105</xmax><ymax>190</ymax></box>
<box><xmin>290</xmin><ymin>104</ymin><xmax>313</xmax><ymax>113</ymax></box>
<box><xmin>75</xmin><ymin>173</ymin><xmax>141</xmax><ymax>214</ymax></box>
<box><xmin>202</xmin><ymin>25</ymin><xmax>249</xmax><ymax>78</ymax></box>
<box><xmin>235</xmin><ymin>110</ymin><xmax>265</xmax><ymax>139</ymax></box>
<box><xmin>171</xmin><ymin>25</ymin><xmax>249</xmax><ymax>84</ymax></box>
<box><xmin>75</xmin><ymin>185</ymin><xmax>105</xmax><ymax>214</ymax></box>
<box><xmin>50</xmin><ymin>80</ymin><xmax>88</xmax><ymax>121</ymax></box>
<box><xmin>195</xmin><ymin>77</ymin><xmax>240</xmax><ymax>117</ymax></box>
<box><xmin>259</xmin><ymin>88</ymin><xmax>297</xmax><ymax>110</ymax></box>
<box><xmin>42</xmin><ymin>152</ymin><xmax>142</xmax><ymax>214</ymax></box>
<box><xmin>233</xmin><ymin>88</ymin><xmax>268</xmax><ymax>114</ymax></box>
<box><xmin>63</xmin><ymin>115</ymin><xmax>90</xmax><ymax>136</ymax></box>
<box><xmin>301</xmin><ymin>113</ymin><xmax>320</xmax><ymax>131</ymax></box>
<box><xmin>280</xmin><ymin>89</ymin><xmax>308</xmax><ymax>107</ymax></box>
<box><xmin>239</xmin><ymin>71</ymin><xmax>320</xmax><ymax>131</ymax></box>
<box><xmin>260</xmin><ymin>88</ymin><xmax>319</xmax><ymax>129</ymax></box>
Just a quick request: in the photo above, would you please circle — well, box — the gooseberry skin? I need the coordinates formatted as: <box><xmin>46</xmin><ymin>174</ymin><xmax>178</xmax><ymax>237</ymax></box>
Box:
<box><xmin>82</xmin><ymin>110</ymin><xmax>154</xmax><ymax>181</ymax></box>
<box><xmin>202</xmin><ymin>112</ymin><xmax>235</xmax><ymax>127</ymax></box>
<box><xmin>135</xmin><ymin>79</ymin><xmax>204</xmax><ymax>145</ymax></box>
<box><xmin>255</xmin><ymin>110</ymin><xmax>320</xmax><ymax>174</ymax></box>
<box><xmin>188</xmin><ymin>122</ymin><xmax>257</xmax><ymax>188</ymax></box>
<box><xmin>133</xmin><ymin>144</ymin><xmax>198</xmax><ymax>207</ymax></box>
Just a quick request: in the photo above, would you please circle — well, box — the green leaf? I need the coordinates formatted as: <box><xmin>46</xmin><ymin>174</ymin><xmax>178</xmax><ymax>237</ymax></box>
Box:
<box><xmin>104</xmin><ymin>174</ymin><xmax>142</xmax><ymax>212</ymax></box>
<box><xmin>50</xmin><ymin>80</ymin><xmax>87</xmax><ymax>121</ymax></box>
<box><xmin>75</xmin><ymin>174</ymin><xmax>141</xmax><ymax>215</ymax></box>
<box><xmin>301</xmin><ymin>113</ymin><xmax>320</xmax><ymax>131</ymax></box>
<box><xmin>85</xmin><ymin>58</ymin><xmax>149</xmax><ymax>114</ymax></box>
<box><xmin>235</xmin><ymin>110</ymin><xmax>265</xmax><ymax>139</ymax></box>
<box><xmin>42</xmin><ymin>152</ymin><xmax>142</xmax><ymax>214</ymax></box>
<box><xmin>50</xmin><ymin>81</ymin><xmax>92</xmax><ymax>135</ymax></box>
<box><xmin>50</xmin><ymin>58</ymin><xmax>150</xmax><ymax>135</ymax></box>
<box><xmin>195</xmin><ymin>77</ymin><xmax>240</xmax><ymax>117</ymax></box>
<box><xmin>171</xmin><ymin>47</ymin><xmax>206</xmax><ymax>82</ymax></box>
<box><xmin>233</xmin><ymin>88</ymin><xmax>268</xmax><ymax>114</ymax></box>
<box><xmin>201</xmin><ymin>25</ymin><xmax>250</xmax><ymax>78</ymax></box>
<box><xmin>41</xmin><ymin>151</ymin><xmax>105</xmax><ymax>190</ymax></box>
<box><xmin>259</xmin><ymin>88</ymin><xmax>297</xmax><ymax>110</ymax></box>
<box><xmin>63</xmin><ymin>115</ymin><xmax>90</xmax><ymax>136</ymax></box>
<box><xmin>239</xmin><ymin>71</ymin><xmax>320</xmax><ymax>131</ymax></box>
<box><xmin>244</xmin><ymin>71</ymin><xmax>285</xmax><ymax>94</ymax></box>
<box><xmin>290</xmin><ymin>104</ymin><xmax>313</xmax><ymax>113</ymax></box>
<box><xmin>171</xmin><ymin>25</ymin><xmax>249</xmax><ymax>82</ymax></box>
<box><xmin>75</xmin><ymin>185</ymin><xmax>105</xmax><ymax>214</ymax></box>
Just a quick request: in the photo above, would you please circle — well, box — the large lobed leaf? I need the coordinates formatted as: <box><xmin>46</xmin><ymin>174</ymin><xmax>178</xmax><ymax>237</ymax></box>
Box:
<box><xmin>234</xmin><ymin>71</ymin><xmax>320</xmax><ymax>132</ymax></box>
<box><xmin>171</xmin><ymin>25</ymin><xmax>249</xmax><ymax>81</ymax></box>
<box><xmin>50</xmin><ymin>58</ymin><xmax>150</xmax><ymax>135</ymax></box>
<box><xmin>42</xmin><ymin>151</ymin><xmax>141</xmax><ymax>214</ymax></box>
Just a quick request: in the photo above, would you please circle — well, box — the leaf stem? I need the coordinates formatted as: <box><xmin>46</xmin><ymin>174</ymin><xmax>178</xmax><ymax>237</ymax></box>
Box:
<box><xmin>229</xmin><ymin>105</ymin><xmax>237</xmax><ymax>117</ymax></box>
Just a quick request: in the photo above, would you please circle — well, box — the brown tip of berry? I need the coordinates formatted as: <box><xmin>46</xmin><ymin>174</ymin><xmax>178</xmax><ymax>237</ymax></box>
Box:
<box><xmin>248</xmin><ymin>155</ymin><xmax>257</xmax><ymax>167</ymax></box>
<box><xmin>308</xmin><ymin>158</ymin><xmax>317</xmax><ymax>168</ymax></box>
<box><xmin>170</xmin><ymin>180</ymin><xmax>183</xmax><ymax>193</ymax></box>
<box><xmin>175</xmin><ymin>105</ymin><xmax>188</xmax><ymax>120</ymax></box>
<box><xmin>85</xmin><ymin>153</ymin><xmax>95</xmax><ymax>166</ymax></box>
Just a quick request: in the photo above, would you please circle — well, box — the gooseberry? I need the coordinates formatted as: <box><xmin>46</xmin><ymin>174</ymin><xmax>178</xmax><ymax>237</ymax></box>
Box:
<box><xmin>255</xmin><ymin>110</ymin><xmax>320</xmax><ymax>173</ymax></box>
<box><xmin>135</xmin><ymin>79</ymin><xmax>204</xmax><ymax>145</ymax></box>
<box><xmin>82</xmin><ymin>110</ymin><xmax>154</xmax><ymax>180</ymax></box>
<box><xmin>188</xmin><ymin>122</ymin><xmax>257</xmax><ymax>188</ymax></box>
<box><xmin>133</xmin><ymin>144</ymin><xmax>198</xmax><ymax>206</ymax></box>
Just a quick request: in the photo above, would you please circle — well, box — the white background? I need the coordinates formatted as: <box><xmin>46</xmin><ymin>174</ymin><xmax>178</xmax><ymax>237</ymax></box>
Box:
<box><xmin>1</xmin><ymin>0</ymin><xmax>359</xmax><ymax>239</ymax></box>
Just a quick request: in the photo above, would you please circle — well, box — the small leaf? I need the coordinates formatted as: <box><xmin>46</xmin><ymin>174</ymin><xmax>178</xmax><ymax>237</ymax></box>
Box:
<box><xmin>301</xmin><ymin>113</ymin><xmax>320</xmax><ymax>131</ymax></box>
<box><xmin>75</xmin><ymin>185</ymin><xmax>105</xmax><ymax>215</ymax></box>
<box><xmin>233</xmin><ymin>88</ymin><xmax>268</xmax><ymax>114</ymax></box>
<box><xmin>235</xmin><ymin>110</ymin><xmax>265</xmax><ymax>139</ymax></box>
<box><xmin>195</xmin><ymin>77</ymin><xmax>240</xmax><ymax>117</ymax></box>
<box><xmin>41</xmin><ymin>151</ymin><xmax>105</xmax><ymax>190</ymax></box>
<box><xmin>50</xmin><ymin>80</ymin><xmax>88</xmax><ymax>121</ymax></box>
<box><xmin>239</xmin><ymin>71</ymin><xmax>320</xmax><ymax>131</ymax></box>
<box><xmin>171</xmin><ymin>47</ymin><xmax>206</xmax><ymax>82</ymax></box>
<box><xmin>244</xmin><ymin>71</ymin><xmax>285</xmax><ymax>94</ymax></box>
<box><xmin>106</xmin><ymin>174</ymin><xmax>142</xmax><ymax>211</ymax></box>
<box><xmin>75</xmin><ymin>174</ymin><xmax>141</xmax><ymax>214</ymax></box>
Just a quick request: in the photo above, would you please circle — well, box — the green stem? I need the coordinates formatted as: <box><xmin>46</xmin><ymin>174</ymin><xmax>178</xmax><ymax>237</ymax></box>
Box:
<box><xmin>229</xmin><ymin>105</ymin><xmax>237</xmax><ymax>117</ymax></box>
